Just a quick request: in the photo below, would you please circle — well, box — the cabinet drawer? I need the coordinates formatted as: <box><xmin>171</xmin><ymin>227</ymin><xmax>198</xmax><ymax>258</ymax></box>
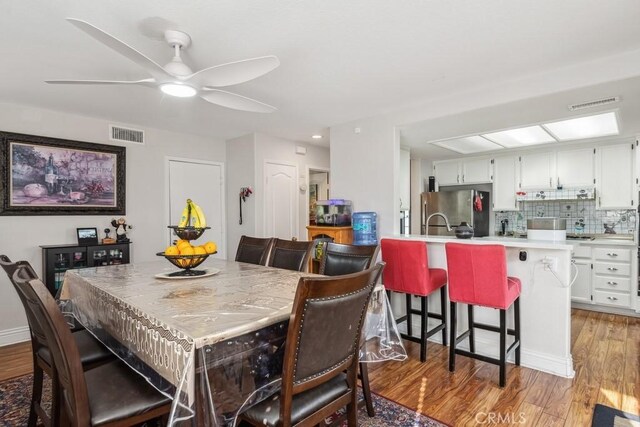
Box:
<box><xmin>593</xmin><ymin>262</ymin><xmax>631</xmax><ymax>276</ymax></box>
<box><xmin>593</xmin><ymin>276</ymin><xmax>631</xmax><ymax>292</ymax></box>
<box><xmin>592</xmin><ymin>290</ymin><xmax>631</xmax><ymax>308</ymax></box>
<box><xmin>571</xmin><ymin>245</ymin><xmax>592</xmax><ymax>259</ymax></box>
<box><xmin>593</xmin><ymin>247</ymin><xmax>632</xmax><ymax>262</ymax></box>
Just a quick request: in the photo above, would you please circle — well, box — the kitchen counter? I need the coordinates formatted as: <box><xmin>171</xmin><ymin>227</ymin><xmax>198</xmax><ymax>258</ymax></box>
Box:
<box><xmin>384</xmin><ymin>234</ymin><xmax>574</xmax><ymax>378</ymax></box>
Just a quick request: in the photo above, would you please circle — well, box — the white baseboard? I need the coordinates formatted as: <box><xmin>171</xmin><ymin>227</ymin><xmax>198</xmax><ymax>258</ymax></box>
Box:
<box><xmin>0</xmin><ymin>326</ymin><xmax>30</xmax><ymax>347</ymax></box>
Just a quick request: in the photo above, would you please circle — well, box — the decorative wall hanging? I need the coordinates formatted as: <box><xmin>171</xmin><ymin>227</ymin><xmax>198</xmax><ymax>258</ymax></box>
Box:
<box><xmin>239</xmin><ymin>186</ymin><xmax>253</xmax><ymax>225</ymax></box>
<box><xmin>0</xmin><ymin>131</ymin><xmax>126</xmax><ymax>215</ymax></box>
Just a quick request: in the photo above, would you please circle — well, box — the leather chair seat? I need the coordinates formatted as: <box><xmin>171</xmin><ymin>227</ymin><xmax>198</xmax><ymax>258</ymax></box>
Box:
<box><xmin>85</xmin><ymin>360</ymin><xmax>172</xmax><ymax>426</ymax></box>
<box><xmin>38</xmin><ymin>330</ymin><xmax>113</xmax><ymax>367</ymax></box>
<box><xmin>241</xmin><ymin>374</ymin><xmax>350</xmax><ymax>427</ymax></box>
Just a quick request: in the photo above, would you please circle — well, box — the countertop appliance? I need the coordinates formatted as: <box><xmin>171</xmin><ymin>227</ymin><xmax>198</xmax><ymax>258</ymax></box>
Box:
<box><xmin>527</xmin><ymin>217</ymin><xmax>567</xmax><ymax>241</ymax></box>
<box><xmin>420</xmin><ymin>190</ymin><xmax>490</xmax><ymax>237</ymax></box>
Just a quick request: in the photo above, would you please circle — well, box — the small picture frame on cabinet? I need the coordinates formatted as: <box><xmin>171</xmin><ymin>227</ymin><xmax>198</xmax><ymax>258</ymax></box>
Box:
<box><xmin>77</xmin><ymin>227</ymin><xmax>99</xmax><ymax>245</ymax></box>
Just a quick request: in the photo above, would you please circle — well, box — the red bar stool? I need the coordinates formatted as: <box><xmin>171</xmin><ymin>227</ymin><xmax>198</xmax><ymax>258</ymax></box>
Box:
<box><xmin>381</xmin><ymin>239</ymin><xmax>447</xmax><ymax>362</ymax></box>
<box><xmin>444</xmin><ymin>243</ymin><xmax>521</xmax><ymax>387</ymax></box>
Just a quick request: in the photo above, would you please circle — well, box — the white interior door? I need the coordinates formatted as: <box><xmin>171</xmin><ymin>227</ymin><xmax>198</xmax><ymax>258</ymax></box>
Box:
<box><xmin>264</xmin><ymin>162</ymin><xmax>298</xmax><ymax>239</ymax></box>
<box><xmin>168</xmin><ymin>159</ymin><xmax>226</xmax><ymax>259</ymax></box>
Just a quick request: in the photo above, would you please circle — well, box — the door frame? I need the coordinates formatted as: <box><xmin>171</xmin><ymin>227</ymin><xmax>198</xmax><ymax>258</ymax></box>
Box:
<box><xmin>263</xmin><ymin>160</ymin><xmax>299</xmax><ymax>240</ymax></box>
<box><xmin>306</xmin><ymin>165</ymin><xmax>330</xmax><ymax>230</ymax></box>
<box><xmin>164</xmin><ymin>156</ymin><xmax>226</xmax><ymax>258</ymax></box>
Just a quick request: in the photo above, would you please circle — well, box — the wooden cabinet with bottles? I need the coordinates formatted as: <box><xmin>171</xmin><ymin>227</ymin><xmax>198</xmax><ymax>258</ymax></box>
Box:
<box><xmin>41</xmin><ymin>242</ymin><xmax>131</xmax><ymax>295</ymax></box>
<box><xmin>306</xmin><ymin>226</ymin><xmax>353</xmax><ymax>273</ymax></box>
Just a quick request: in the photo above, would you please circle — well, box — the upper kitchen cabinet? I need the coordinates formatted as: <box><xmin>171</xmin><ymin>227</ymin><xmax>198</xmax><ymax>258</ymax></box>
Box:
<box><xmin>519</xmin><ymin>152</ymin><xmax>556</xmax><ymax>190</ymax></box>
<box><xmin>493</xmin><ymin>156</ymin><xmax>519</xmax><ymax>211</ymax></box>
<box><xmin>595</xmin><ymin>143</ymin><xmax>635</xmax><ymax>209</ymax></box>
<box><xmin>433</xmin><ymin>158</ymin><xmax>492</xmax><ymax>186</ymax></box>
<box><xmin>556</xmin><ymin>147</ymin><xmax>595</xmax><ymax>188</ymax></box>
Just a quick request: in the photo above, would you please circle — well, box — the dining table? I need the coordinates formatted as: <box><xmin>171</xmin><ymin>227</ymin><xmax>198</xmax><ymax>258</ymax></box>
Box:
<box><xmin>60</xmin><ymin>258</ymin><xmax>406</xmax><ymax>426</ymax></box>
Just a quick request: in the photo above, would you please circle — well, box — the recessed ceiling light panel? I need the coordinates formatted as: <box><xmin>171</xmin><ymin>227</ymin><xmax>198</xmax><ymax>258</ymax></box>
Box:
<box><xmin>543</xmin><ymin>112</ymin><xmax>619</xmax><ymax>141</ymax></box>
<box><xmin>482</xmin><ymin>125</ymin><xmax>556</xmax><ymax>147</ymax></box>
<box><xmin>432</xmin><ymin>136</ymin><xmax>503</xmax><ymax>154</ymax></box>
<box><xmin>311</xmin><ymin>135</ymin><xmax>322</xmax><ymax>139</ymax></box>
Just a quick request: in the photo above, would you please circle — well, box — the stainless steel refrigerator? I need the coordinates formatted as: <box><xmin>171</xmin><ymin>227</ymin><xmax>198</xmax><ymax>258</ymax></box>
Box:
<box><xmin>420</xmin><ymin>190</ymin><xmax>490</xmax><ymax>236</ymax></box>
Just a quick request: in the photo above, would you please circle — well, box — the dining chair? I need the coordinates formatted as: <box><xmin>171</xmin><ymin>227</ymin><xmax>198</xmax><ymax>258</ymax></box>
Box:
<box><xmin>317</xmin><ymin>242</ymin><xmax>379</xmax><ymax>417</ymax></box>
<box><xmin>11</xmin><ymin>266</ymin><xmax>172</xmax><ymax>427</ymax></box>
<box><xmin>239</xmin><ymin>263</ymin><xmax>385</xmax><ymax>427</ymax></box>
<box><xmin>445</xmin><ymin>243</ymin><xmax>521</xmax><ymax>387</ymax></box>
<box><xmin>266</xmin><ymin>238</ymin><xmax>314</xmax><ymax>272</ymax></box>
<box><xmin>0</xmin><ymin>255</ymin><xmax>114</xmax><ymax>427</ymax></box>
<box><xmin>235</xmin><ymin>235</ymin><xmax>274</xmax><ymax>265</ymax></box>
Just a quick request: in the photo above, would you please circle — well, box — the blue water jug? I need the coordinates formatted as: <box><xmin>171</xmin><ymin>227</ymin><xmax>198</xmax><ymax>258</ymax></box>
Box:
<box><xmin>352</xmin><ymin>212</ymin><xmax>377</xmax><ymax>245</ymax></box>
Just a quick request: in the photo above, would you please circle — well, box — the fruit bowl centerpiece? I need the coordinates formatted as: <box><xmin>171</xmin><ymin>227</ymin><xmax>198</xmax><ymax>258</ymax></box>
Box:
<box><xmin>157</xmin><ymin>199</ymin><xmax>217</xmax><ymax>278</ymax></box>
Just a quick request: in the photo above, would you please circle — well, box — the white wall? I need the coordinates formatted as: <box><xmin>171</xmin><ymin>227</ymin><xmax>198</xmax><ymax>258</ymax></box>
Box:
<box><xmin>0</xmin><ymin>102</ymin><xmax>225</xmax><ymax>344</ymax></box>
<box><xmin>253</xmin><ymin>133</ymin><xmax>330</xmax><ymax>240</ymax></box>
<box><xmin>225</xmin><ymin>134</ymin><xmax>256</xmax><ymax>257</ymax></box>
<box><xmin>330</xmin><ymin>118</ymin><xmax>400</xmax><ymax>237</ymax></box>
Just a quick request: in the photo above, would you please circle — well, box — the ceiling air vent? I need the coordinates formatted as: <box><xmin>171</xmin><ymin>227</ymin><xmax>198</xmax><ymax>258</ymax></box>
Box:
<box><xmin>109</xmin><ymin>125</ymin><xmax>145</xmax><ymax>144</ymax></box>
<box><xmin>568</xmin><ymin>96</ymin><xmax>620</xmax><ymax>111</ymax></box>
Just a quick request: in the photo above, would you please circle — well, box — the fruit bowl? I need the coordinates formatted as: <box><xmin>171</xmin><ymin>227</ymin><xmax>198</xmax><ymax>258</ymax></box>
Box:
<box><xmin>168</xmin><ymin>226</ymin><xmax>211</xmax><ymax>240</ymax></box>
<box><xmin>156</xmin><ymin>252</ymin><xmax>216</xmax><ymax>277</ymax></box>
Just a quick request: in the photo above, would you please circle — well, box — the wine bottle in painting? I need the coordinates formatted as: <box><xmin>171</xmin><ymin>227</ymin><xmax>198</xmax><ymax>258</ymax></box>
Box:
<box><xmin>45</xmin><ymin>154</ymin><xmax>56</xmax><ymax>194</ymax></box>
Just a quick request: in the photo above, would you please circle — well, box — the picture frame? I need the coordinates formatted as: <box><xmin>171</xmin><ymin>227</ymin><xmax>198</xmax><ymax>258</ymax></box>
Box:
<box><xmin>0</xmin><ymin>131</ymin><xmax>126</xmax><ymax>215</ymax></box>
<box><xmin>76</xmin><ymin>227</ymin><xmax>99</xmax><ymax>245</ymax></box>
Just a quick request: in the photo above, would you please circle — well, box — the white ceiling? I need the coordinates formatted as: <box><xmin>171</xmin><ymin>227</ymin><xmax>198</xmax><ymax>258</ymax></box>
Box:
<box><xmin>2</xmin><ymin>1</ymin><xmax>640</xmax><ymax>146</ymax></box>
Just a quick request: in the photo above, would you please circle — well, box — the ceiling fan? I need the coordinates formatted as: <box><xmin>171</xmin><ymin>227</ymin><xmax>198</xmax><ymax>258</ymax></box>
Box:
<box><xmin>46</xmin><ymin>18</ymin><xmax>280</xmax><ymax>113</ymax></box>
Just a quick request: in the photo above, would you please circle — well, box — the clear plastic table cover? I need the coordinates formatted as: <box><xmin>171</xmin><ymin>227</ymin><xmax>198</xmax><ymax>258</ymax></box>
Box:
<box><xmin>60</xmin><ymin>259</ymin><xmax>406</xmax><ymax>426</ymax></box>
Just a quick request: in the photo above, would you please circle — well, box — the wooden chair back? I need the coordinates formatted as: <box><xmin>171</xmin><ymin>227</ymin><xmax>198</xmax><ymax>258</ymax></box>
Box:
<box><xmin>267</xmin><ymin>239</ymin><xmax>314</xmax><ymax>272</ymax></box>
<box><xmin>11</xmin><ymin>267</ymin><xmax>91</xmax><ymax>426</ymax></box>
<box><xmin>318</xmin><ymin>243</ymin><xmax>379</xmax><ymax>276</ymax></box>
<box><xmin>235</xmin><ymin>236</ymin><xmax>274</xmax><ymax>265</ymax></box>
<box><xmin>279</xmin><ymin>263</ymin><xmax>384</xmax><ymax>423</ymax></box>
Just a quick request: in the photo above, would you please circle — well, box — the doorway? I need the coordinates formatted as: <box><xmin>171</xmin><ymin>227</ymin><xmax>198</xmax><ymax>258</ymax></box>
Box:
<box><xmin>308</xmin><ymin>168</ymin><xmax>330</xmax><ymax>226</ymax></box>
<box><xmin>264</xmin><ymin>161</ymin><xmax>298</xmax><ymax>239</ymax></box>
<box><xmin>167</xmin><ymin>158</ymin><xmax>226</xmax><ymax>259</ymax></box>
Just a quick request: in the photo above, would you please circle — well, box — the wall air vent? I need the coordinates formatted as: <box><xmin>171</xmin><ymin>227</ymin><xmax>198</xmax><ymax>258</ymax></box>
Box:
<box><xmin>109</xmin><ymin>125</ymin><xmax>145</xmax><ymax>144</ymax></box>
<box><xmin>568</xmin><ymin>96</ymin><xmax>620</xmax><ymax>111</ymax></box>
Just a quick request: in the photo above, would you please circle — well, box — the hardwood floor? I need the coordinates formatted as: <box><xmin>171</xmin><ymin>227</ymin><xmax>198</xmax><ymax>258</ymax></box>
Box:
<box><xmin>368</xmin><ymin>309</ymin><xmax>640</xmax><ymax>426</ymax></box>
<box><xmin>0</xmin><ymin>309</ymin><xmax>637</xmax><ymax>426</ymax></box>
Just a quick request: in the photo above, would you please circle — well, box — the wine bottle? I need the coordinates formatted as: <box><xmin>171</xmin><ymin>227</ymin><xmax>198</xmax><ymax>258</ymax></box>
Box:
<box><xmin>45</xmin><ymin>154</ymin><xmax>56</xmax><ymax>194</ymax></box>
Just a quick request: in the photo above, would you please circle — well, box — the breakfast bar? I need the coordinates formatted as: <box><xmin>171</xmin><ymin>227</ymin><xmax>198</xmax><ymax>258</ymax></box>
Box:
<box><xmin>386</xmin><ymin>235</ymin><xmax>575</xmax><ymax>378</ymax></box>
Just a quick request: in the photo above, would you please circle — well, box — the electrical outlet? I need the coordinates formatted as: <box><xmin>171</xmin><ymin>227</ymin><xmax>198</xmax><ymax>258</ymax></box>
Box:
<box><xmin>543</xmin><ymin>256</ymin><xmax>558</xmax><ymax>272</ymax></box>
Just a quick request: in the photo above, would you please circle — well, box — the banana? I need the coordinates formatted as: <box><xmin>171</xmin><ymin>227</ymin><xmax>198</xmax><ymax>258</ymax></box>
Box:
<box><xmin>193</xmin><ymin>202</ymin><xmax>207</xmax><ymax>228</ymax></box>
<box><xmin>188</xmin><ymin>200</ymin><xmax>200</xmax><ymax>228</ymax></box>
<box><xmin>178</xmin><ymin>200</ymin><xmax>191</xmax><ymax>227</ymax></box>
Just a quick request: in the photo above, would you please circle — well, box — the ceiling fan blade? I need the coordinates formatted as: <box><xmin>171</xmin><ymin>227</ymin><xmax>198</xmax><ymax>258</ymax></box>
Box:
<box><xmin>187</xmin><ymin>56</ymin><xmax>280</xmax><ymax>87</ymax></box>
<box><xmin>46</xmin><ymin>78</ymin><xmax>156</xmax><ymax>86</ymax></box>
<box><xmin>200</xmin><ymin>89</ymin><xmax>276</xmax><ymax>113</ymax></box>
<box><xmin>66</xmin><ymin>18</ymin><xmax>171</xmax><ymax>81</ymax></box>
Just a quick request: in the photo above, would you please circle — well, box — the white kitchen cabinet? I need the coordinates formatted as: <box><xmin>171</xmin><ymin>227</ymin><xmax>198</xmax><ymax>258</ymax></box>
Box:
<box><xmin>433</xmin><ymin>159</ymin><xmax>460</xmax><ymax>186</ymax></box>
<box><xmin>492</xmin><ymin>156</ymin><xmax>519</xmax><ymax>211</ymax></box>
<box><xmin>556</xmin><ymin>147</ymin><xmax>595</xmax><ymax>188</ymax></box>
<box><xmin>571</xmin><ymin>244</ymin><xmax>592</xmax><ymax>304</ymax></box>
<box><xmin>572</xmin><ymin>260</ymin><xmax>593</xmax><ymax>304</ymax></box>
<box><xmin>585</xmin><ymin>243</ymin><xmax>633</xmax><ymax>309</ymax></box>
<box><xmin>462</xmin><ymin>158</ymin><xmax>492</xmax><ymax>184</ymax></box>
<box><xmin>595</xmin><ymin>143</ymin><xmax>634</xmax><ymax>209</ymax></box>
<box><xmin>434</xmin><ymin>157</ymin><xmax>492</xmax><ymax>186</ymax></box>
<box><xmin>520</xmin><ymin>152</ymin><xmax>556</xmax><ymax>190</ymax></box>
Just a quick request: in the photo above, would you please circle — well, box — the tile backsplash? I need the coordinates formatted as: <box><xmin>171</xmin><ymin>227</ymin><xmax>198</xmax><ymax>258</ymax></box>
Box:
<box><xmin>495</xmin><ymin>200</ymin><xmax>637</xmax><ymax>236</ymax></box>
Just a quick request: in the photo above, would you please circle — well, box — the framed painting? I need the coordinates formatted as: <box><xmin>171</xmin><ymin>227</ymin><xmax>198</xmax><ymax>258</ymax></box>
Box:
<box><xmin>0</xmin><ymin>131</ymin><xmax>126</xmax><ymax>215</ymax></box>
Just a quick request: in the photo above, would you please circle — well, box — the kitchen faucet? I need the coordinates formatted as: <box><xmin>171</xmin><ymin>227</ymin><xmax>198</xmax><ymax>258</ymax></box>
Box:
<box><xmin>426</xmin><ymin>212</ymin><xmax>453</xmax><ymax>236</ymax></box>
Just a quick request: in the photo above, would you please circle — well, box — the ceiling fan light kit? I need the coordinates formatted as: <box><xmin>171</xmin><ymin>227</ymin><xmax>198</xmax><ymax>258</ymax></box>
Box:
<box><xmin>46</xmin><ymin>18</ymin><xmax>279</xmax><ymax>112</ymax></box>
<box><xmin>160</xmin><ymin>83</ymin><xmax>197</xmax><ymax>97</ymax></box>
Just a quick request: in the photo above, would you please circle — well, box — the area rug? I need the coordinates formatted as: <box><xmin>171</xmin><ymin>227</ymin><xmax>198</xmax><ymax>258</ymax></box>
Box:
<box><xmin>0</xmin><ymin>374</ymin><xmax>446</xmax><ymax>427</ymax></box>
<box><xmin>592</xmin><ymin>403</ymin><xmax>640</xmax><ymax>427</ymax></box>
